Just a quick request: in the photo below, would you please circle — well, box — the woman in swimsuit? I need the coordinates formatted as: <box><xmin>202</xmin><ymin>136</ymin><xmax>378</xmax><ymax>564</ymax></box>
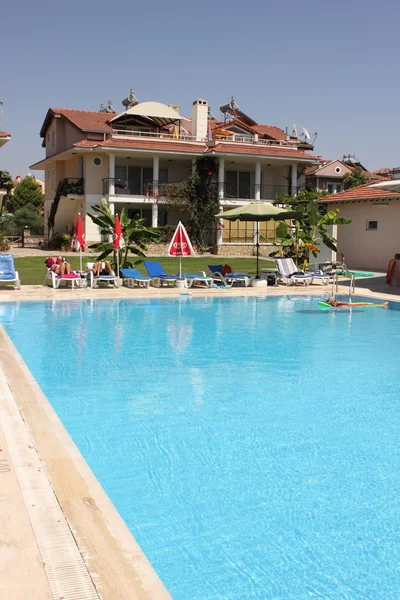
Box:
<box><xmin>326</xmin><ymin>297</ymin><xmax>388</xmax><ymax>308</ymax></box>
<box><xmin>50</xmin><ymin>256</ymin><xmax>71</xmax><ymax>276</ymax></box>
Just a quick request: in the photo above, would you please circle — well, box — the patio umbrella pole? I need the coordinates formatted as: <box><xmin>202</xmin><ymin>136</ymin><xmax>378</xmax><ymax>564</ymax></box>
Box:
<box><xmin>79</xmin><ymin>248</ymin><xmax>82</xmax><ymax>274</ymax></box>
<box><xmin>256</xmin><ymin>220</ymin><xmax>260</xmax><ymax>278</ymax></box>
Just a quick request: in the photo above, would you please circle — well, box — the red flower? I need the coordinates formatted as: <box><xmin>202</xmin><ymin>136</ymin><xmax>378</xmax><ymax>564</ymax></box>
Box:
<box><xmin>208</xmin><ymin>171</ymin><xmax>212</xmax><ymax>176</ymax></box>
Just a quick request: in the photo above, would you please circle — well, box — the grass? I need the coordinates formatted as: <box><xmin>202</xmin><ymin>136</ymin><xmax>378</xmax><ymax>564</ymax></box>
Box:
<box><xmin>14</xmin><ymin>255</ymin><xmax>275</xmax><ymax>286</ymax></box>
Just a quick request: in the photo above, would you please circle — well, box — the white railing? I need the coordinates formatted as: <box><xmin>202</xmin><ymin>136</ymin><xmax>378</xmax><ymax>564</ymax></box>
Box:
<box><xmin>111</xmin><ymin>129</ymin><xmax>206</xmax><ymax>142</ymax></box>
<box><xmin>109</xmin><ymin>129</ymin><xmax>301</xmax><ymax>150</ymax></box>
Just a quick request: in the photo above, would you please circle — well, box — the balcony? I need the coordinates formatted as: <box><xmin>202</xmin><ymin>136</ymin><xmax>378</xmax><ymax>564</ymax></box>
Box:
<box><xmin>103</xmin><ymin>178</ymin><xmax>188</xmax><ymax>198</ymax></box>
<box><xmin>222</xmin><ymin>183</ymin><xmax>300</xmax><ymax>201</ymax></box>
<box><xmin>103</xmin><ymin>179</ymin><xmax>300</xmax><ymax>202</ymax></box>
<box><xmin>109</xmin><ymin>128</ymin><xmax>300</xmax><ymax>149</ymax></box>
<box><xmin>60</xmin><ymin>177</ymin><xmax>84</xmax><ymax>197</ymax></box>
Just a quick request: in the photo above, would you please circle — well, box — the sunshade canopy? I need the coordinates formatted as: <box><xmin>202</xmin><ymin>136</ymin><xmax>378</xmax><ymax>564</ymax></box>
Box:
<box><xmin>216</xmin><ymin>202</ymin><xmax>301</xmax><ymax>222</ymax></box>
<box><xmin>110</xmin><ymin>101</ymin><xmax>182</xmax><ymax>128</ymax></box>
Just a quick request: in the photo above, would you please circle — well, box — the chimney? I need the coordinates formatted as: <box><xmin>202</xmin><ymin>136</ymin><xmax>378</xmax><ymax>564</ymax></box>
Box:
<box><xmin>192</xmin><ymin>99</ymin><xmax>208</xmax><ymax>141</ymax></box>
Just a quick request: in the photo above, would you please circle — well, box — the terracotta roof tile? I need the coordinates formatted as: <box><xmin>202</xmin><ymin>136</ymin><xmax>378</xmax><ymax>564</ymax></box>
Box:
<box><xmin>207</xmin><ymin>143</ymin><xmax>316</xmax><ymax>161</ymax></box>
<box><xmin>40</xmin><ymin>108</ymin><xmax>114</xmax><ymax>137</ymax></box>
<box><xmin>0</xmin><ymin>130</ymin><xmax>11</xmax><ymax>137</ymax></box>
<box><xmin>71</xmin><ymin>136</ymin><xmax>316</xmax><ymax>160</ymax></box>
<box><xmin>319</xmin><ymin>182</ymin><xmax>400</xmax><ymax>203</ymax></box>
<box><xmin>73</xmin><ymin>138</ymin><xmax>206</xmax><ymax>154</ymax></box>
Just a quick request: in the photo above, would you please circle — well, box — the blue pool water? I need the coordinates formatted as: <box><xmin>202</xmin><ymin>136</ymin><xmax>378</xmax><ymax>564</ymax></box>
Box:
<box><xmin>1</xmin><ymin>295</ymin><xmax>400</xmax><ymax>599</ymax></box>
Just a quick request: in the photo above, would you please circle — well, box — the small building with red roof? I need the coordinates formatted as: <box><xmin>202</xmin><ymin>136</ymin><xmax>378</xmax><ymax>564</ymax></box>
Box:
<box><xmin>318</xmin><ymin>180</ymin><xmax>400</xmax><ymax>271</ymax></box>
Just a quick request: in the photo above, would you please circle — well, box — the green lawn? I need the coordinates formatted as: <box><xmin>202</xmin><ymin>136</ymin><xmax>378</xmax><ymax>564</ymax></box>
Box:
<box><xmin>15</xmin><ymin>256</ymin><xmax>275</xmax><ymax>285</ymax></box>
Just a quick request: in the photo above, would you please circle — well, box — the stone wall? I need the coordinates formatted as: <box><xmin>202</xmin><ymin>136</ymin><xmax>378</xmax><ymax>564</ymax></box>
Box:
<box><xmin>214</xmin><ymin>244</ymin><xmax>279</xmax><ymax>257</ymax></box>
<box><xmin>146</xmin><ymin>242</ymin><xmax>279</xmax><ymax>258</ymax></box>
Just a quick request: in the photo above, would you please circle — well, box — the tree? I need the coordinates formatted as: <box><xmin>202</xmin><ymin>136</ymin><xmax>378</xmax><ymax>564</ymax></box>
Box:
<box><xmin>11</xmin><ymin>204</ymin><xmax>44</xmax><ymax>235</ymax></box>
<box><xmin>343</xmin><ymin>167</ymin><xmax>370</xmax><ymax>188</ymax></box>
<box><xmin>160</xmin><ymin>156</ymin><xmax>219</xmax><ymax>251</ymax></box>
<box><xmin>10</xmin><ymin>176</ymin><xmax>44</xmax><ymax>211</ymax></box>
<box><xmin>270</xmin><ymin>189</ymin><xmax>351</xmax><ymax>266</ymax></box>
<box><xmin>0</xmin><ymin>171</ymin><xmax>13</xmax><ymax>210</ymax></box>
<box><xmin>88</xmin><ymin>198</ymin><xmax>160</xmax><ymax>269</ymax></box>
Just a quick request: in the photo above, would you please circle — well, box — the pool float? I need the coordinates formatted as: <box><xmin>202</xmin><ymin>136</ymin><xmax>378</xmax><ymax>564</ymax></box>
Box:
<box><xmin>318</xmin><ymin>301</ymin><xmax>388</xmax><ymax>308</ymax></box>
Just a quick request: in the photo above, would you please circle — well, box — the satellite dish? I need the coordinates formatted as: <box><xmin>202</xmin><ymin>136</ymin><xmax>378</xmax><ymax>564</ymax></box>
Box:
<box><xmin>303</xmin><ymin>127</ymin><xmax>311</xmax><ymax>140</ymax></box>
<box><xmin>293</xmin><ymin>123</ymin><xmax>299</xmax><ymax>138</ymax></box>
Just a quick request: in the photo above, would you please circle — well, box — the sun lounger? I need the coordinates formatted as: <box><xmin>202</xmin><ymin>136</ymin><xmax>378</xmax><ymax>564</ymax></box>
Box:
<box><xmin>0</xmin><ymin>254</ymin><xmax>20</xmax><ymax>289</ymax></box>
<box><xmin>44</xmin><ymin>257</ymin><xmax>82</xmax><ymax>289</ymax></box>
<box><xmin>207</xmin><ymin>265</ymin><xmax>250</xmax><ymax>288</ymax></box>
<box><xmin>86</xmin><ymin>262</ymin><xmax>119</xmax><ymax>288</ymax></box>
<box><xmin>274</xmin><ymin>258</ymin><xmax>314</xmax><ymax>286</ymax></box>
<box><xmin>120</xmin><ymin>268</ymin><xmax>152</xmax><ymax>288</ymax></box>
<box><xmin>143</xmin><ymin>261</ymin><xmax>180</xmax><ymax>286</ymax></box>
<box><xmin>183</xmin><ymin>271</ymin><xmax>213</xmax><ymax>288</ymax></box>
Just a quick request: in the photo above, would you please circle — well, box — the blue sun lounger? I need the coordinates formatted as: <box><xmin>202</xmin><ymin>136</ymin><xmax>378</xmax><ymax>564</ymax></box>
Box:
<box><xmin>143</xmin><ymin>261</ymin><xmax>180</xmax><ymax>286</ymax></box>
<box><xmin>0</xmin><ymin>254</ymin><xmax>20</xmax><ymax>289</ymax></box>
<box><xmin>120</xmin><ymin>268</ymin><xmax>152</xmax><ymax>288</ymax></box>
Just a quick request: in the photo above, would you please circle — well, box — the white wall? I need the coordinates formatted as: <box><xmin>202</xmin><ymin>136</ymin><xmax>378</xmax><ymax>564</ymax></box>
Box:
<box><xmin>333</xmin><ymin>200</ymin><xmax>400</xmax><ymax>271</ymax></box>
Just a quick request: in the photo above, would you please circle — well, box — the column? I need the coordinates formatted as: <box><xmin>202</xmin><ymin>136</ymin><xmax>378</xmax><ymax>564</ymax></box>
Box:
<box><xmin>217</xmin><ymin>207</ymin><xmax>223</xmax><ymax>246</ymax></box>
<box><xmin>291</xmin><ymin>163</ymin><xmax>298</xmax><ymax>195</ymax></box>
<box><xmin>255</xmin><ymin>161</ymin><xmax>261</xmax><ymax>200</ymax></box>
<box><xmin>218</xmin><ymin>158</ymin><xmax>225</xmax><ymax>200</ymax></box>
<box><xmin>153</xmin><ymin>155</ymin><xmax>159</xmax><ymax>196</ymax></box>
<box><xmin>109</xmin><ymin>202</ymin><xmax>115</xmax><ymax>215</ymax></box>
<box><xmin>152</xmin><ymin>203</ymin><xmax>158</xmax><ymax>227</ymax></box>
<box><xmin>192</xmin><ymin>159</ymin><xmax>196</xmax><ymax>176</ymax></box>
<box><xmin>108</xmin><ymin>153</ymin><xmax>115</xmax><ymax>196</ymax></box>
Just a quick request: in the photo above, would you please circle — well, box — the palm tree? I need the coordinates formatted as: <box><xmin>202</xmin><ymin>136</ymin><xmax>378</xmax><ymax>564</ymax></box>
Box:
<box><xmin>88</xmin><ymin>199</ymin><xmax>160</xmax><ymax>269</ymax></box>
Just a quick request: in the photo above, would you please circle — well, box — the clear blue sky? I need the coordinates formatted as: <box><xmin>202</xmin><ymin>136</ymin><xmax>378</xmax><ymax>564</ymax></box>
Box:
<box><xmin>2</xmin><ymin>0</ymin><xmax>399</xmax><ymax>176</ymax></box>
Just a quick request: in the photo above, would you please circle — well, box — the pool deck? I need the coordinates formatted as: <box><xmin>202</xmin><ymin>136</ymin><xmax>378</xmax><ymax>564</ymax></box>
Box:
<box><xmin>0</xmin><ymin>278</ymin><xmax>398</xmax><ymax>599</ymax></box>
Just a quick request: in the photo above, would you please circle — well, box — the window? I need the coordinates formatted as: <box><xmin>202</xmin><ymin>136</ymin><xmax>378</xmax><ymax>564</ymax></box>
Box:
<box><xmin>327</xmin><ymin>183</ymin><xmax>343</xmax><ymax>194</ymax></box>
<box><xmin>226</xmin><ymin>171</ymin><xmax>253</xmax><ymax>199</ymax></box>
<box><xmin>367</xmin><ymin>220</ymin><xmax>378</xmax><ymax>230</ymax></box>
<box><xmin>335</xmin><ymin>166</ymin><xmax>341</xmax><ymax>174</ymax></box>
<box><xmin>93</xmin><ymin>157</ymin><xmax>103</xmax><ymax>167</ymax></box>
<box><xmin>127</xmin><ymin>208</ymin><xmax>152</xmax><ymax>227</ymax></box>
<box><xmin>114</xmin><ymin>165</ymin><xmax>168</xmax><ymax>194</ymax></box>
<box><xmin>52</xmin><ymin>131</ymin><xmax>55</xmax><ymax>146</ymax></box>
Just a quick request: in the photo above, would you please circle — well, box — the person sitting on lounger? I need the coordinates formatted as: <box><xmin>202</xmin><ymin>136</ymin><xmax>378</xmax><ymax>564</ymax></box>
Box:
<box><xmin>87</xmin><ymin>261</ymin><xmax>113</xmax><ymax>277</ymax></box>
<box><xmin>50</xmin><ymin>256</ymin><xmax>71</xmax><ymax>276</ymax></box>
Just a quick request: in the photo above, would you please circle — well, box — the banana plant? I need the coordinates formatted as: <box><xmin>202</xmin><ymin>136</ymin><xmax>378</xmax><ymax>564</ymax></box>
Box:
<box><xmin>88</xmin><ymin>198</ymin><xmax>160</xmax><ymax>269</ymax></box>
<box><xmin>269</xmin><ymin>192</ymin><xmax>351</xmax><ymax>266</ymax></box>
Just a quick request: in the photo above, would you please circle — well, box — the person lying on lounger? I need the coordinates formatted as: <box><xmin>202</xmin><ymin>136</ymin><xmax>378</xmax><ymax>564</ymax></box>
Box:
<box><xmin>326</xmin><ymin>297</ymin><xmax>388</xmax><ymax>308</ymax></box>
<box><xmin>87</xmin><ymin>261</ymin><xmax>114</xmax><ymax>277</ymax></box>
<box><xmin>50</xmin><ymin>256</ymin><xmax>71</xmax><ymax>276</ymax></box>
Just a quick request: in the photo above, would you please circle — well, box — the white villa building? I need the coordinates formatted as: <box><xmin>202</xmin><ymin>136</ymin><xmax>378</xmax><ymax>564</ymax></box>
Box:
<box><xmin>30</xmin><ymin>94</ymin><xmax>318</xmax><ymax>252</ymax></box>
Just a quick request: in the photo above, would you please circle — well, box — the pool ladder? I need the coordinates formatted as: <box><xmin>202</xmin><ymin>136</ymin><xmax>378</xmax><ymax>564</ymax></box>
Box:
<box><xmin>332</xmin><ymin>272</ymin><xmax>356</xmax><ymax>301</ymax></box>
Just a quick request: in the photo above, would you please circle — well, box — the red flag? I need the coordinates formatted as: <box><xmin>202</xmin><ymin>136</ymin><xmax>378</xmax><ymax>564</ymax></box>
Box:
<box><xmin>168</xmin><ymin>221</ymin><xmax>195</xmax><ymax>257</ymax></box>
<box><xmin>72</xmin><ymin>214</ymin><xmax>86</xmax><ymax>251</ymax></box>
<box><xmin>113</xmin><ymin>214</ymin><xmax>125</xmax><ymax>249</ymax></box>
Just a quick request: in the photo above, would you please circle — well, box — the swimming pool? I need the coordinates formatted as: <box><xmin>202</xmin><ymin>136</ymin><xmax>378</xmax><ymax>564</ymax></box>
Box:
<box><xmin>1</xmin><ymin>295</ymin><xmax>399</xmax><ymax>599</ymax></box>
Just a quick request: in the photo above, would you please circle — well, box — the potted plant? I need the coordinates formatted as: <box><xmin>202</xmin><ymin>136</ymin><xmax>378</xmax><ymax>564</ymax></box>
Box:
<box><xmin>60</xmin><ymin>232</ymin><xmax>72</xmax><ymax>251</ymax></box>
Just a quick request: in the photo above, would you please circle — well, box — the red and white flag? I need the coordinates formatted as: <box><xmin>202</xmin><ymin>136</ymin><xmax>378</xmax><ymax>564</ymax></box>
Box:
<box><xmin>113</xmin><ymin>214</ymin><xmax>125</xmax><ymax>249</ymax></box>
<box><xmin>71</xmin><ymin>214</ymin><xmax>86</xmax><ymax>251</ymax></box>
<box><xmin>168</xmin><ymin>221</ymin><xmax>195</xmax><ymax>257</ymax></box>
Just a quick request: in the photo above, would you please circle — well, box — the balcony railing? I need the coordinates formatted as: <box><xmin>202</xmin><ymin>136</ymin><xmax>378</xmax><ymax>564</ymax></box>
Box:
<box><xmin>103</xmin><ymin>178</ymin><xmax>188</xmax><ymax>197</ymax></box>
<box><xmin>109</xmin><ymin>128</ymin><xmax>301</xmax><ymax>148</ymax></box>
<box><xmin>103</xmin><ymin>178</ymin><xmax>302</xmax><ymax>201</ymax></box>
<box><xmin>60</xmin><ymin>178</ymin><xmax>84</xmax><ymax>196</ymax></box>
<box><xmin>222</xmin><ymin>183</ymin><xmax>300</xmax><ymax>201</ymax></box>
